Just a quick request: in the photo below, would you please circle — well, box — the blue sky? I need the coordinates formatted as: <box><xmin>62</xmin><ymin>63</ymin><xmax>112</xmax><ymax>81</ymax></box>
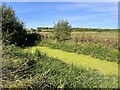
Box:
<box><xmin>6</xmin><ymin>2</ymin><xmax>118</xmax><ymax>29</ymax></box>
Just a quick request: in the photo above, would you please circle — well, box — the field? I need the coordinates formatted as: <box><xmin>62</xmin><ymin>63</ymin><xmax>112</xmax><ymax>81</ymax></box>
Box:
<box><xmin>25</xmin><ymin>46</ymin><xmax>118</xmax><ymax>75</ymax></box>
<box><xmin>71</xmin><ymin>31</ymin><xmax>118</xmax><ymax>38</ymax></box>
<box><xmin>3</xmin><ymin>29</ymin><xmax>119</xmax><ymax>89</ymax></box>
<box><xmin>40</xmin><ymin>31</ymin><xmax>118</xmax><ymax>49</ymax></box>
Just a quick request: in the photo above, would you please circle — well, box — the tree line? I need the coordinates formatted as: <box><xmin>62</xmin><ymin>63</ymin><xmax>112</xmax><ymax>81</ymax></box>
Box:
<box><xmin>34</xmin><ymin>27</ymin><xmax>117</xmax><ymax>32</ymax></box>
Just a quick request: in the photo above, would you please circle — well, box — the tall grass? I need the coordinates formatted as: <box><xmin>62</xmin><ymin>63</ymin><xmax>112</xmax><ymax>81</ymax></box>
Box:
<box><xmin>2</xmin><ymin>45</ymin><xmax>119</xmax><ymax>89</ymax></box>
<box><xmin>71</xmin><ymin>32</ymin><xmax>118</xmax><ymax>49</ymax></box>
<box><xmin>39</xmin><ymin>31</ymin><xmax>118</xmax><ymax>49</ymax></box>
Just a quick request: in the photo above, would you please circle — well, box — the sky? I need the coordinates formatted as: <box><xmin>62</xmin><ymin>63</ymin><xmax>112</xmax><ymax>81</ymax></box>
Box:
<box><xmin>6</xmin><ymin>2</ymin><xmax>118</xmax><ymax>29</ymax></box>
<box><xmin>2</xmin><ymin>0</ymin><xmax>120</xmax><ymax>2</ymax></box>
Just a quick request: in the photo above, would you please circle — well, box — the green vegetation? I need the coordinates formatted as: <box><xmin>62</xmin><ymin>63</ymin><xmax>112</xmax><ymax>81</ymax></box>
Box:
<box><xmin>39</xmin><ymin>31</ymin><xmax>118</xmax><ymax>49</ymax></box>
<box><xmin>37</xmin><ymin>27</ymin><xmax>53</xmax><ymax>32</ymax></box>
<box><xmin>36</xmin><ymin>27</ymin><xmax>118</xmax><ymax>32</ymax></box>
<box><xmin>31</xmin><ymin>28</ymin><xmax>37</xmax><ymax>33</ymax></box>
<box><xmin>2</xmin><ymin>45</ymin><xmax>119</xmax><ymax>89</ymax></box>
<box><xmin>2</xmin><ymin>4</ymin><xmax>27</xmax><ymax>46</ymax></box>
<box><xmin>2</xmin><ymin>3</ymin><xmax>119</xmax><ymax>89</ymax></box>
<box><xmin>25</xmin><ymin>46</ymin><xmax>118</xmax><ymax>75</ymax></box>
<box><xmin>40</xmin><ymin>41</ymin><xmax>119</xmax><ymax>63</ymax></box>
<box><xmin>71</xmin><ymin>28</ymin><xmax>118</xmax><ymax>32</ymax></box>
<box><xmin>2</xmin><ymin>4</ymin><xmax>41</xmax><ymax>47</ymax></box>
<box><xmin>53</xmin><ymin>20</ymin><xmax>72</xmax><ymax>42</ymax></box>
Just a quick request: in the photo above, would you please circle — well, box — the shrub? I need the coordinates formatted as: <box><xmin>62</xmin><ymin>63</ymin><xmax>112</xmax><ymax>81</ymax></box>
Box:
<box><xmin>53</xmin><ymin>20</ymin><xmax>72</xmax><ymax>42</ymax></box>
<box><xmin>2</xmin><ymin>4</ymin><xmax>27</xmax><ymax>46</ymax></box>
<box><xmin>24</xmin><ymin>33</ymin><xmax>41</xmax><ymax>46</ymax></box>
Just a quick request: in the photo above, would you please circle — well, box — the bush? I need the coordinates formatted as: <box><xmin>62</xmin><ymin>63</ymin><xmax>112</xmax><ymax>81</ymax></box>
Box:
<box><xmin>53</xmin><ymin>20</ymin><xmax>72</xmax><ymax>42</ymax></box>
<box><xmin>2</xmin><ymin>4</ymin><xmax>27</xmax><ymax>46</ymax></box>
<box><xmin>24</xmin><ymin>33</ymin><xmax>41</xmax><ymax>46</ymax></box>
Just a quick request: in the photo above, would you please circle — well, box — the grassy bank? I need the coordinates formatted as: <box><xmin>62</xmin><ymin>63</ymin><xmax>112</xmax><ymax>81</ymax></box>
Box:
<box><xmin>25</xmin><ymin>46</ymin><xmax>118</xmax><ymax>75</ymax></box>
<box><xmin>2</xmin><ymin>45</ymin><xmax>119</xmax><ymax>88</ymax></box>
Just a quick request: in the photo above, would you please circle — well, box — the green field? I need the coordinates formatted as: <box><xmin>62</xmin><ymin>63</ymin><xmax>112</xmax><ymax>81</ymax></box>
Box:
<box><xmin>25</xmin><ymin>46</ymin><xmax>118</xmax><ymax>75</ymax></box>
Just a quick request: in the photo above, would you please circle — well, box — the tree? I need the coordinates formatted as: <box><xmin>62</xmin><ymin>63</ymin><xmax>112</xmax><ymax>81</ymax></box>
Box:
<box><xmin>31</xmin><ymin>28</ymin><xmax>36</xmax><ymax>33</ymax></box>
<box><xmin>2</xmin><ymin>4</ymin><xmax>27</xmax><ymax>46</ymax></box>
<box><xmin>37</xmin><ymin>27</ymin><xmax>42</xmax><ymax>32</ymax></box>
<box><xmin>53</xmin><ymin>20</ymin><xmax>72</xmax><ymax>42</ymax></box>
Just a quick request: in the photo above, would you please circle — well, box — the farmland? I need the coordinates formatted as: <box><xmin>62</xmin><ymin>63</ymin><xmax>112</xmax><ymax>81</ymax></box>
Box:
<box><xmin>39</xmin><ymin>30</ymin><xmax>118</xmax><ymax>49</ymax></box>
